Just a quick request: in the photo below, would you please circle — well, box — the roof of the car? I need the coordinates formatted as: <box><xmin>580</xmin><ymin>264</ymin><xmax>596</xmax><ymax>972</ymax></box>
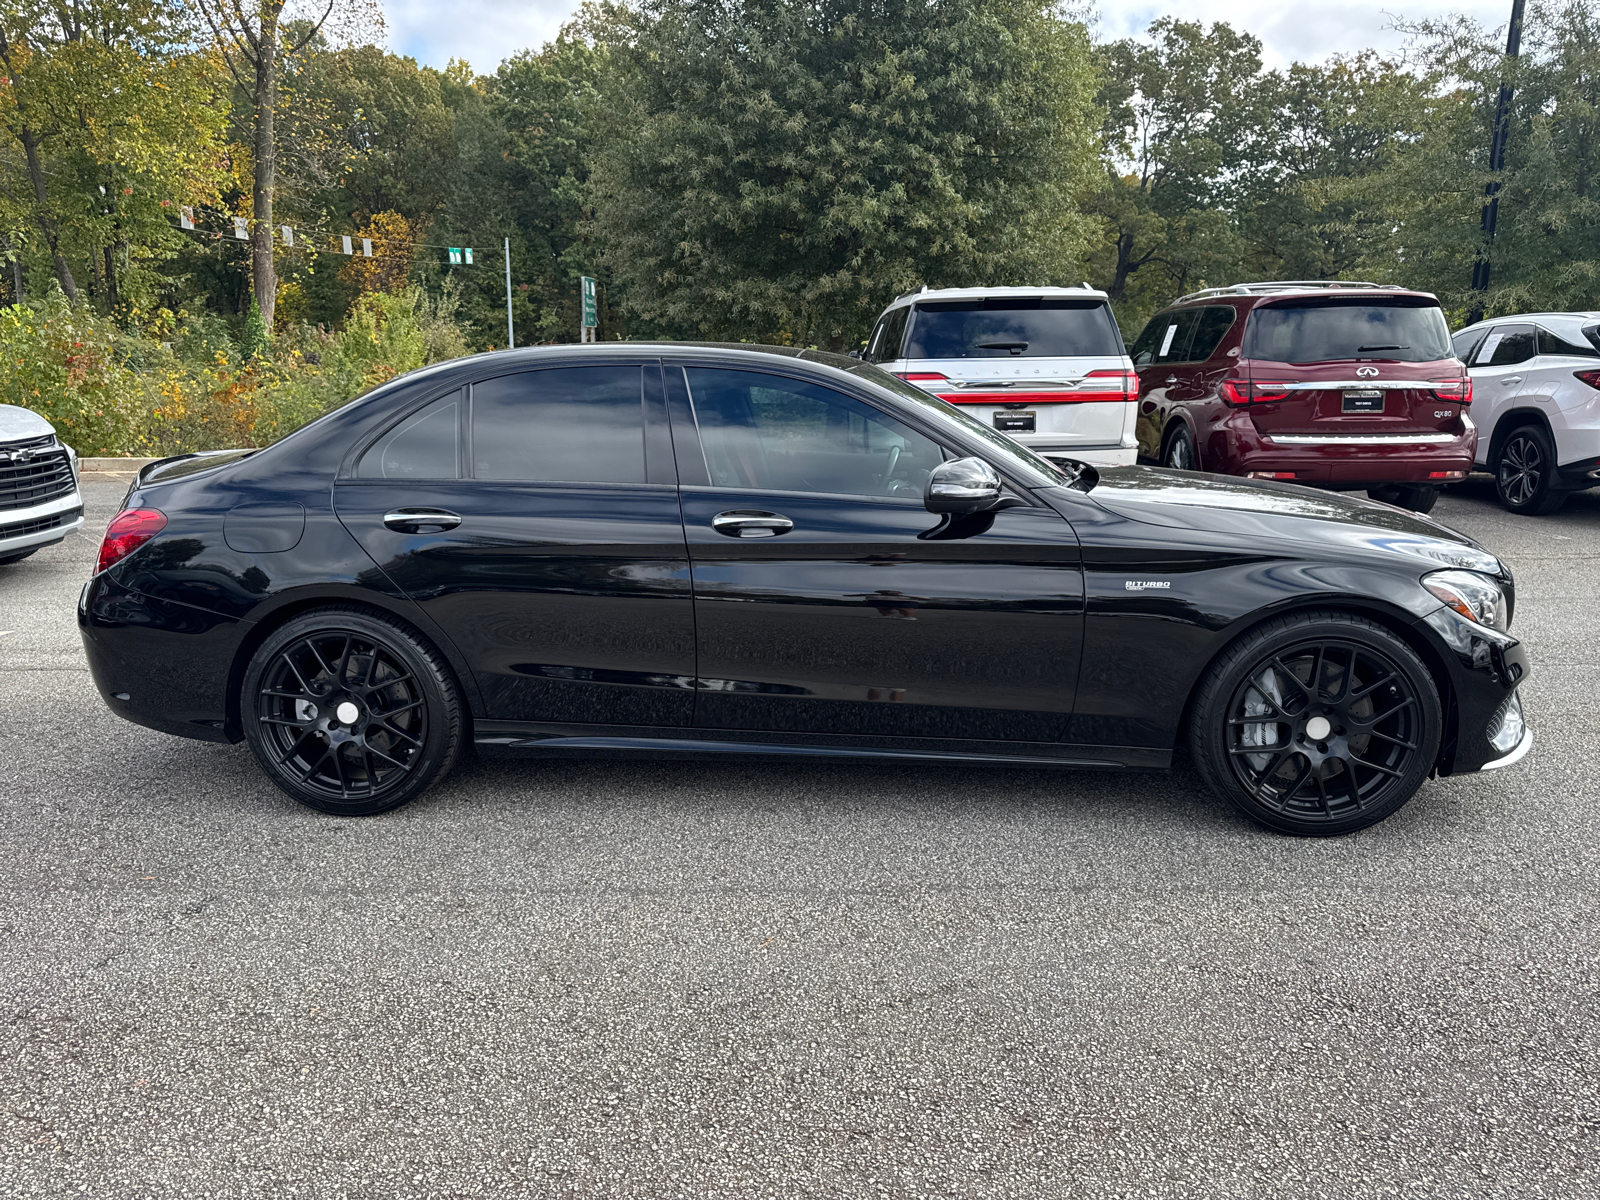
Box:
<box><xmin>883</xmin><ymin>285</ymin><xmax>1109</xmax><ymax>310</ymax></box>
<box><xmin>1172</xmin><ymin>281</ymin><xmax>1437</xmax><ymax>306</ymax></box>
<box><xmin>1469</xmin><ymin>311</ymin><xmax>1600</xmax><ymax>323</ymax></box>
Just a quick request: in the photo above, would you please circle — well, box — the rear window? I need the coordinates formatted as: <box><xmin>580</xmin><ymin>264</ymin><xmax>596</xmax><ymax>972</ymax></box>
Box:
<box><xmin>905</xmin><ymin>298</ymin><xmax>1123</xmax><ymax>360</ymax></box>
<box><xmin>1243</xmin><ymin>299</ymin><xmax>1452</xmax><ymax>364</ymax></box>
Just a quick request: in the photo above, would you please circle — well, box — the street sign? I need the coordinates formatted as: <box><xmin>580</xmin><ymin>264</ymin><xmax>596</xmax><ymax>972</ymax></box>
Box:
<box><xmin>581</xmin><ymin>276</ymin><xmax>598</xmax><ymax>328</ymax></box>
<box><xmin>448</xmin><ymin>247</ymin><xmax>462</xmax><ymax>265</ymax></box>
<box><xmin>464</xmin><ymin>247</ymin><xmax>474</xmax><ymax>265</ymax></box>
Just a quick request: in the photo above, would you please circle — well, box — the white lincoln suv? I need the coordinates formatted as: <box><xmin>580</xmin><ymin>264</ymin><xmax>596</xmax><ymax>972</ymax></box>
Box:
<box><xmin>861</xmin><ymin>286</ymin><xmax>1137</xmax><ymax>467</ymax></box>
<box><xmin>1453</xmin><ymin>313</ymin><xmax>1600</xmax><ymax>514</ymax></box>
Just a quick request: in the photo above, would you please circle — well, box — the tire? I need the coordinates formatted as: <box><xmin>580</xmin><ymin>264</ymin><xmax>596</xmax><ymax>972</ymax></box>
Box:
<box><xmin>240</xmin><ymin>606</ymin><xmax>464</xmax><ymax>815</ymax></box>
<box><xmin>0</xmin><ymin>548</ymin><xmax>38</xmax><ymax>565</ymax></box>
<box><xmin>1366</xmin><ymin>484</ymin><xmax>1439</xmax><ymax>514</ymax></box>
<box><xmin>1162</xmin><ymin>424</ymin><xmax>1198</xmax><ymax>471</ymax></box>
<box><xmin>1188</xmin><ymin>611</ymin><xmax>1442</xmax><ymax>836</ymax></box>
<box><xmin>1495</xmin><ymin>424</ymin><xmax>1567</xmax><ymax>516</ymax></box>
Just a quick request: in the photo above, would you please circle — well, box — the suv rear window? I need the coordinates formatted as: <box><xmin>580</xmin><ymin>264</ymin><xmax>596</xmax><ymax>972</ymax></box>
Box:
<box><xmin>905</xmin><ymin>298</ymin><xmax>1123</xmax><ymax>360</ymax></box>
<box><xmin>1243</xmin><ymin>298</ymin><xmax>1452</xmax><ymax>364</ymax></box>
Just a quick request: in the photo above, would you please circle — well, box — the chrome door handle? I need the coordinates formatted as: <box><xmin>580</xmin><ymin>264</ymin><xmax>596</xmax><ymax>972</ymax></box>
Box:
<box><xmin>383</xmin><ymin>508</ymin><xmax>461</xmax><ymax>532</ymax></box>
<box><xmin>1165</xmin><ymin>375</ymin><xmax>1178</xmax><ymax>383</ymax></box>
<box><xmin>711</xmin><ymin>510</ymin><xmax>794</xmax><ymax>538</ymax></box>
<box><xmin>1501</xmin><ymin>376</ymin><xmax>1522</xmax><ymax>385</ymax></box>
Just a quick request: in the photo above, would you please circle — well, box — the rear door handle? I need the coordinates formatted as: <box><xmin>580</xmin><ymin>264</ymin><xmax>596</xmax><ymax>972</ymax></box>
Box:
<box><xmin>384</xmin><ymin>508</ymin><xmax>461</xmax><ymax>533</ymax></box>
<box><xmin>1501</xmin><ymin>376</ymin><xmax>1523</xmax><ymax>385</ymax></box>
<box><xmin>711</xmin><ymin>510</ymin><xmax>793</xmax><ymax>538</ymax></box>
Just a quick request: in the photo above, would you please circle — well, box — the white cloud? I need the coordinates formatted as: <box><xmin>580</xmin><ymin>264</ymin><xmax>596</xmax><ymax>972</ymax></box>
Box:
<box><xmin>384</xmin><ymin>0</ymin><xmax>1521</xmax><ymax>74</ymax></box>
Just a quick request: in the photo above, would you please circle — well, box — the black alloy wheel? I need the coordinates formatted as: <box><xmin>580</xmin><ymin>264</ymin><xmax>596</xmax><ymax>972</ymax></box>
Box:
<box><xmin>1189</xmin><ymin>612</ymin><xmax>1441</xmax><ymax>835</ymax></box>
<box><xmin>1162</xmin><ymin>424</ymin><xmax>1198</xmax><ymax>471</ymax></box>
<box><xmin>1495</xmin><ymin>424</ymin><xmax>1566</xmax><ymax>516</ymax></box>
<box><xmin>241</xmin><ymin>607</ymin><xmax>463</xmax><ymax>815</ymax></box>
<box><xmin>1366</xmin><ymin>484</ymin><xmax>1440</xmax><ymax>514</ymax></box>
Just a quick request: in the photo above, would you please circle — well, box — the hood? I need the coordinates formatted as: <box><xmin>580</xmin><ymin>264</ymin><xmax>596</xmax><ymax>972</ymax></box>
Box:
<box><xmin>0</xmin><ymin>404</ymin><xmax>55</xmax><ymax>442</ymax></box>
<box><xmin>1086</xmin><ymin>466</ymin><xmax>1503</xmax><ymax>575</ymax></box>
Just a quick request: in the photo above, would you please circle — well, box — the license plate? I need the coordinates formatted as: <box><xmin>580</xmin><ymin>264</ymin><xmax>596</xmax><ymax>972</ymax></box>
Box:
<box><xmin>994</xmin><ymin>411</ymin><xmax>1036</xmax><ymax>432</ymax></box>
<box><xmin>1342</xmin><ymin>389</ymin><xmax>1384</xmax><ymax>413</ymax></box>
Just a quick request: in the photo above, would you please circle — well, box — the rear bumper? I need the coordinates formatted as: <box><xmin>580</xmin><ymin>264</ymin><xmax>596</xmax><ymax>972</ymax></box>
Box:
<box><xmin>1215</xmin><ymin>411</ymin><xmax>1477</xmax><ymax>484</ymax></box>
<box><xmin>1035</xmin><ymin>446</ymin><xmax>1137</xmax><ymax>468</ymax></box>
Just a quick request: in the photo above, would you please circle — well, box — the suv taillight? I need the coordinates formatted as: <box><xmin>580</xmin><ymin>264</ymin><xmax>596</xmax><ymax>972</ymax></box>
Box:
<box><xmin>1221</xmin><ymin>379</ymin><xmax>1292</xmax><ymax>405</ymax></box>
<box><xmin>96</xmin><ymin>508</ymin><xmax>166</xmax><ymax>574</ymax></box>
<box><xmin>1433</xmin><ymin>378</ymin><xmax>1473</xmax><ymax>404</ymax></box>
<box><xmin>1575</xmin><ymin>369</ymin><xmax>1600</xmax><ymax>391</ymax></box>
<box><xmin>1085</xmin><ymin>369</ymin><xmax>1138</xmax><ymax>401</ymax></box>
<box><xmin>894</xmin><ymin>371</ymin><xmax>948</xmax><ymax>384</ymax></box>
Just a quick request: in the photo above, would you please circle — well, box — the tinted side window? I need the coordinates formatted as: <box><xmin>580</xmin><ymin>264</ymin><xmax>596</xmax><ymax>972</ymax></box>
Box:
<box><xmin>1129</xmin><ymin>314</ymin><xmax>1171</xmax><ymax>367</ymax></box>
<box><xmin>1451</xmin><ymin>328</ymin><xmax>1486</xmax><ymax>363</ymax></box>
<box><xmin>1186</xmin><ymin>306</ymin><xmax>1237</xmax><ymax>362</ymax></box>
<box><xmin>357</xmin><ymin>390</ymin><xmax>461</xmax><ymax>479</ymax></box>
<box><xmin>1154</xmin><ymin>310</ymin><xmax>1201</xmax><ymax>365</ymax></box>
<box><xmin>1472</xmin><ymin>324</ymin><xmax>1536</xmax><ymax>367</ymax></box>
<box><xmin>870</xmin><ymin>306</ymin><xmax>909</xmax><ymax>363</ymax></box>
<box><xmin>1537</xmin><ymin>326</ymin><xmax>1600</xmax><ymax>358</ymax></box>
<box><xmin>684</xmin><ymin>368</ymin><xmax>943</xmax><ymax>497</ymax></box>
<box><xmin>471</xmin><ymin>366</ymin><xmax>646</xmax><ymax>484</ymax></box>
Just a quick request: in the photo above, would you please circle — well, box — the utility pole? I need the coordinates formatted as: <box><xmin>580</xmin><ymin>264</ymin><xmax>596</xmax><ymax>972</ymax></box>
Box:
<box><xmin>1467</xmin><ymin>0</ymin><xmax>1527</xmax><ymax>324</ymax></box>
<box><xmin>503</xmin><ymin>238</ymin><xmax>515</xmax><ymax>348</ymax></box>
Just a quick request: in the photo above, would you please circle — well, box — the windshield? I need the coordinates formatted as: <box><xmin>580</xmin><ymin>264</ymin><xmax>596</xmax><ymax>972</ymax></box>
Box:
<box><xmin>1244</xmin><ymin>299</ymin><xmax>1452</xmax><ymax>364</ymax></box>
<box><xmin>905</xmin><ymin>298</ymin><xmax>1124</xmax><ymax>360</ymax></box>
<box><xmin>843</xmin><ymin>362</ymin><xmax>1072</xmax><ymax>488</ymax></box>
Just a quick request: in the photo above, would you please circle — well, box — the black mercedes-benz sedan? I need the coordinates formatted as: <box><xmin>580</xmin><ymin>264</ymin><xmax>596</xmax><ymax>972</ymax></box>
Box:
<box><xmin>79</xmin><ymin>344</ymin><xmax>1531</xmax><ymax>834</ymax></box>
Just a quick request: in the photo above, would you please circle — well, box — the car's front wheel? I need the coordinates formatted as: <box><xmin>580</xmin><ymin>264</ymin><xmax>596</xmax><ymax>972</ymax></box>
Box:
<box><xmin>0</xmin><ymin>547</ymin><xmax>39</xmax><ymax>565</ymax></box>
<box><xmin>1495</xmin><ymin>424</ymin><xmax>1566</xmax><ymax>516</ymax></box>
<box><xmin>241</xmin><ymin>607</ymin><xmax>465</xmax><ymax>815</ymax></box>
<box><xmin>1188</xmin><ymin>612</ymin><xmax>1442</xmax><ymax>836</ymax></box>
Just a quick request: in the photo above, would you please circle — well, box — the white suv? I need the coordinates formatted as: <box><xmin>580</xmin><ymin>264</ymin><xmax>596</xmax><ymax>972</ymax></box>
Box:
<box><xmin>0</xmin><ymin>405</ymin><xmax>83</xmax><ymax>565</ymax></box>
<box><xmin>1453</xmin><ymin>313</ymin><xmax>1600</xmax><ymax>515</ymax></box>
<box><xmin>861</xmin><ymin>286</ymin><xmax>1138</xmax><ymax>466</ymax></box>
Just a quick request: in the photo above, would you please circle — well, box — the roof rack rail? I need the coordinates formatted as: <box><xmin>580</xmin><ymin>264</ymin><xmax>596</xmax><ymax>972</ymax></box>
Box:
<box><xmin>1176</xmin><ymin>280</ymin><xmax>1394</xmax><ymax>303</ymax></box>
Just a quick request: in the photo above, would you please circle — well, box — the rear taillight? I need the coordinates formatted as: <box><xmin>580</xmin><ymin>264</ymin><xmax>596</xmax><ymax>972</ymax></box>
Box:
<box><xmin>1221</xmin><ymin>379</ymin><xmax>1292</xmax><ymax>405</ymax></box>
<box><xmin>1434</xmin><ymin>378</ymin><xmax>1473</xmax><ymax>404</ymax></box>
<box><xmin>1085</xmin><ymin>369</ymin><xmax>1138</xmax><ymax>402</ymax></box>
<box><xmin>96</xmin><ymin>508</ymin><xmax>166</xmax><ymax>574</ymax></box>
<box><xmin>895</xmin><ymin>371</ymin><xmax>948</xmax><ymax>384</ymax></box>
<box><xmin>1575</xmin><ymin>370</ymin><xmax>1600</xmax><ymax>391</ymax></box>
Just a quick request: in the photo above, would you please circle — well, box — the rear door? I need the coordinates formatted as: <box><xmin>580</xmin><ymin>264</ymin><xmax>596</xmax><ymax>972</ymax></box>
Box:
<box><xmin>1463</xmin><ymin>323</ymin><xmax>1538</xmax><ymax>456</ymax></box>
<box><xmin>1238</xmin><ymin>297</ymin><xmax>1466</xmax><ymax>443</ymax></box>
<box><xmin>333</xmin><ymin>362</ymin><xmax>696</xmax><ymax>727</ymax></box>
<box><xmin>892</xmin><ymin>296</ymin><xmax>1131</xmax><ymax>456</ymax></box>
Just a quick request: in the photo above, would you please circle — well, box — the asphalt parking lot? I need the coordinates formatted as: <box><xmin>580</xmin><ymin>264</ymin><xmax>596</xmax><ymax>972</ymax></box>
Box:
<box><xmin>1</xmin><ymin>474</ymin><xmax>1597</xmax><ymax>1199</ymax></box>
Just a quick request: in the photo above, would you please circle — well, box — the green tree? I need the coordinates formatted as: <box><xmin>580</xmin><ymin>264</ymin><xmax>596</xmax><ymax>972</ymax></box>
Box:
<box><xmin>586</xmin><ymin>0</ymin><xmax>1100</xmax><ymax>348</ymax></box>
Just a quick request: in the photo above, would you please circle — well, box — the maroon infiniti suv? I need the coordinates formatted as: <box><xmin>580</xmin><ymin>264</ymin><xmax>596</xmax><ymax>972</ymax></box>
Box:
<box><xmin>1130</xmin><ymin>282</ymin><xmax>1476</xmax><ymax>512</ymax></box>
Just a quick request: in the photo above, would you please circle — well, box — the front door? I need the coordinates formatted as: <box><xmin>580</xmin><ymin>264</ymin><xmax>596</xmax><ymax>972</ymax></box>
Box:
<box><xmin>334</xmin><ymin>361</ymin><xmax>696</xmax><ymax>727</ymax></box>
<box><xmin>665</xmin><ymin>363</ymin><xmax>1084</xmax><ymax>742</ymax></box>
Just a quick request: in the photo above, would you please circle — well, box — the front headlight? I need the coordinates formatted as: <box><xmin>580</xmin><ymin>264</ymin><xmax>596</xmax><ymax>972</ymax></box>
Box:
<box><xmin>1424</xmin><ymin>569</ymin><xmax>1509</xmax><ymax>632</ymax></box>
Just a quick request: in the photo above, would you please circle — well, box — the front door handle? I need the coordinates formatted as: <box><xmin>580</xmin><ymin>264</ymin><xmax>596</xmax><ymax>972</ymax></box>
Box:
<box><xmin>711</xmin><ymin>510</ymin><xmax>794</xmax><ymax>538</ymax></box>
<box><xmin>1500</xmin><ymin>375</ymin><xmax>1523</xmax><ymax>385</ymax></box>
<box><xmin>1165</xmin><ymin>375</ymin><xmax>1178</xmax><ymax>384</ymax></box>
<box><xmin>384</xmin><ymin>508</ymin><xmax>462</xmax><ymax>533</ymax></box>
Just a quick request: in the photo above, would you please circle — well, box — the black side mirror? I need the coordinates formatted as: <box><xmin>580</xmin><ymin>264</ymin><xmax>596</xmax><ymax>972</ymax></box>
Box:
<box><xmin>924</xmin><ymin>457</ymin><xmax>1002</xmax><ymax>515</ymax></box>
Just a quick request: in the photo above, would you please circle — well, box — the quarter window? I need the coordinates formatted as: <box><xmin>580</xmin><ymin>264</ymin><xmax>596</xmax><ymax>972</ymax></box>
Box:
<box><xmin>357</xmin><ymin>390</ymin><xmax>462</xmax><ymax>479</ymax></box>
<box><xmin>1536</xmin><ymin>326</ymin><xmax>1600</xmax><ymax>359</ymax></box>
<box><xmin>470</xmin><ymin>366</ymin><xmax>647</xmax><ymax>484</ymax></box>
<box><xmin>684</xmin><ymin>368</ymin><xmax>942</xmax><ymax>497</ymax></box>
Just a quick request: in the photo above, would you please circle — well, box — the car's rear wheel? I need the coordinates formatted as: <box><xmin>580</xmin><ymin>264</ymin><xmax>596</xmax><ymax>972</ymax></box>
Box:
<box><xmin>1162</xmin><ymin>424</ymin><xmax>1198</xmax><ymax>471</ymax></box>
<box><xmin>1188</xmin><ymin>612</ymin><xmax>1442</xmax><ymax>836</ymax></box>
<box><xmin>1495</xmin><ymin>424</ymin><xmax>1566</xmax><ymax>516</ymax></box>
<box><xmin>241</xmin><ymin>607</ymin><xmax>464</xmax><ymax>815</ymax></box>
<box><xmin>1366</xmin><ymin>484</ymin><xmax>1439</xmax><ymax>513</ymax></box>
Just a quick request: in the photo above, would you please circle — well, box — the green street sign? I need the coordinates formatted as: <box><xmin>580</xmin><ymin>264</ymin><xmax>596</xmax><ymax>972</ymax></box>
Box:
<box><xmin>464</xmin><ymin>247</ymin><xmax>474</xmax><ymax>265</ymax></box>
<box><xmin>581</xmin><ymin>276</ymin><xmax>598</xmax><ymax>328</ymax></box>
<box><xmin>448</xmin><ymin>247</ymin><xmax>462</xmax><ymax>265</ymax></box>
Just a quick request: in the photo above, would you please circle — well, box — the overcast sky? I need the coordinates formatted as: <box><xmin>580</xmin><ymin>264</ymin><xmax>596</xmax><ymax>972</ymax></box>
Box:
<box><xmin>384</xmin><ymin>0</ymin><xmax>1519</xmax><ymax>76</ymax></box>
